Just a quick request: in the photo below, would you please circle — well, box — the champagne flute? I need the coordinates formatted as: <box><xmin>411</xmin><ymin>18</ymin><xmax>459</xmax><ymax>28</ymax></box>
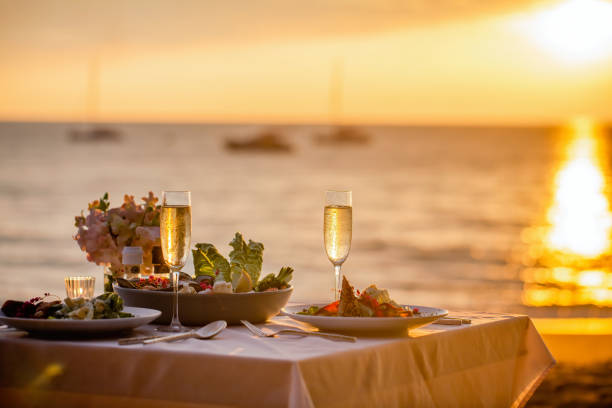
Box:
<box><xmin>324</xmin><ymin>191</ymin><xmax>352</xmax><ymax>301</ymax></box>
<box><xmin>159</xmin><ymin>191</ymin><xmax>192</xmax><ymax>332</ymax></box>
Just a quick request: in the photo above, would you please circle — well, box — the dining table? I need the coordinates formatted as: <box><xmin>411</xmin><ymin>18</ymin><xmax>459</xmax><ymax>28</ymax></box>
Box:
<box><xmin>0</xmin><ymin>310</ymin><xmax>554</xmax><ymax>408</ymax></box>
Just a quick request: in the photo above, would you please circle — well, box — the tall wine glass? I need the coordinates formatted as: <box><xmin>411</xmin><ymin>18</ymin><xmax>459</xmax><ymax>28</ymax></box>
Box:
<box><xmin>324</xmin><ymin>191</ymin><xmax>352</xmax><ymax>301</ymax></box>
<box><xmin>159</xmin><ymin>191</ymin><xmax>192</xmax><ymax>332</ymax></box>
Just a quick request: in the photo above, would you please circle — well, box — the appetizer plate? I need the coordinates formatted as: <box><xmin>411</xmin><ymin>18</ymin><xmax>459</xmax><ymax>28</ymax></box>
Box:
<box><xmin>115</xmin><ymin>285</ymin><xmax>293</xmax><ymax>325</ymax></box>
<box><xmin>282</xmin><ymin>304</ymin><xmax>448</xmax><ymax>334</ymax></box>
<box><xmin>0</xmin><ymin>307</ymin><xmax>160</xmax><ymax>334</ymax></box>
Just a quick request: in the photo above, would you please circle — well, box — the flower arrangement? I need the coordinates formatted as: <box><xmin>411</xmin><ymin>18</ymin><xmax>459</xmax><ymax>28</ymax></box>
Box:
<box><xmin>74</xmin><ymin>192</ymin><xmax>161</xmax><ymax>275</ymax></box>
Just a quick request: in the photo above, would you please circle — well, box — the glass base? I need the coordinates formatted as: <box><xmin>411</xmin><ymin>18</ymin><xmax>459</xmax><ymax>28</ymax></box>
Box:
<box><xmin>157</xmin><ymin>323</ymin><xmax>188</xmax><ymax>333</ymax></box>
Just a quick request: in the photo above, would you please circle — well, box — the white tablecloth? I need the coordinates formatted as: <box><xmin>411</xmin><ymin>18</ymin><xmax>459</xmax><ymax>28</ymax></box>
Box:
<box><xmin>0</xmin><ymin>312</ymin><xmax>554</xmax><ymax>408</ymax></box>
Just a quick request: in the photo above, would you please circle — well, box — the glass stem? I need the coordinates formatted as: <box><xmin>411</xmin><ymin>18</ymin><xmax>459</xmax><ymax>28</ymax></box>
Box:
<box><xmin>334</xmin><ymin>264</ymin><xmax>342</xmax><ymax>301</ymax></box>
<box><xmin>170</xmin><ymin>270</ymin><xmax>180</xmax><ymax>328</ymax></box>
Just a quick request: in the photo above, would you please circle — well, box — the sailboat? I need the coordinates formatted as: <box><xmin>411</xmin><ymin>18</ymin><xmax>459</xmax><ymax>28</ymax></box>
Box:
<box><xmin>224</xmin><ymin>128</ymin><xmax>293</xmax><ymax>153</ymax></box>
<box><xmin>68</xmin><ymin>57</ymin><xmax>121</xmax><ymax>142</ymax></box>
<box><xmin>314</xmin><ymin>58</ymin><xmax>369</xmax><ymax>145</ymax></box>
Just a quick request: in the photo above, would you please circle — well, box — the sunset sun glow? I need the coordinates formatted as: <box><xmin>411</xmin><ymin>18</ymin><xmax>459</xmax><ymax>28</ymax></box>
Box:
<box><xmin>1</xmin><ymin>0</ymin><xmax>611</xmax><ymax>123</ymax></box>
<box><xmin>519</xmin><ymin>0</ymin><xmax>612</xmax><ymax>63</ymax></box>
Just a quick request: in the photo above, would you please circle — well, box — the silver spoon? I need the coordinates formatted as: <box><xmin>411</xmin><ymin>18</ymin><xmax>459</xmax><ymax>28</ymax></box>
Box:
<box><xmin>144</xmin><ymin>320</ymin><xmax>227</xmax><ymax>344</ymax></box>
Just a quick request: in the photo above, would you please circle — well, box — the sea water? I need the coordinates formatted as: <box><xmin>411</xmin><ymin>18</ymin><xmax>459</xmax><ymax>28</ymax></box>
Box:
<box><xmin>0</xmin><ymin>122</ymin><xmax>610</xmax><ymax>317</ymax></box>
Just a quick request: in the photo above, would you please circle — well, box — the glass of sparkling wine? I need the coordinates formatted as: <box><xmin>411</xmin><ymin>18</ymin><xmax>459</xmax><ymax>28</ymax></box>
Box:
<box><xmin>159</xmin><ymin>190</ymin><xmax>192</xmax><ymax>332</ymax></box>
<box><xmin>324</xmin><ymin>190</ymin><xmax>352</xmax><ymax>301</ymax></box>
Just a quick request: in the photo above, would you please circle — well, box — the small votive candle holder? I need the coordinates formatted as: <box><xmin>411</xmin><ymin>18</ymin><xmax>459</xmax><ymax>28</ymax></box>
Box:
<box><xmin>65</xmin><ymin>276</ymin><xmax>95</xmax><ymax>299</ymax></box>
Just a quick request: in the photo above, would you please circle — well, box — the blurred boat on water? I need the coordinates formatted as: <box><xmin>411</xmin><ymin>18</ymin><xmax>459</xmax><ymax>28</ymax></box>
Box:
<box><xmin>225</xmin><ymin>129</ymin><xmax>292</xmax><ymax>153</ymax></box>
<box><xmin>68</xmin><ymin>126</ymin><xmax>122</xmax><ymax>142</ymax></box>
<box><xmin>314</xmin><ymin>126</ymin><xmax>369</xmax><ymax>145</ymax></box>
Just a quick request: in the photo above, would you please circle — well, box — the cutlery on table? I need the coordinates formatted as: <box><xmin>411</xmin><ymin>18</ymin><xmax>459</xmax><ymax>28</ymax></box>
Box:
<box><xmin>241</xmin><ymin>320</ymin><xmax>356</xmax><ymax>342</ymax></box>
<box><xmin>118</xmin><ymin>334</ymin><xmax>166</xmax><ymax>345</ymax></box>
<box><xmin>435</xmin><ymin>317</ymin><xmax>472</xmax><ymax>325</ymax></box>
<box><xmin>143</xmin><ymin>320</ymin><xmax>227</xmax><ymax>344</ymax></box>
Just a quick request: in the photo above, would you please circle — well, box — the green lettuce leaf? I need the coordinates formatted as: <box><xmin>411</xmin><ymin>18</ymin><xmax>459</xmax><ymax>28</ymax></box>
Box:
<box><xmin>229</xmin><ymin>232</ymin><xmax>264</xmax><ymax>285</ymax></box>
<box><xmin>255</xmin><ymin>266</ymin><xmax>294</xmax><ymax>292</ymax></box>
<box><xmin>192</xmin><ymin>243</ymin><xmax>231</xmax><ymax>280</ymax></box>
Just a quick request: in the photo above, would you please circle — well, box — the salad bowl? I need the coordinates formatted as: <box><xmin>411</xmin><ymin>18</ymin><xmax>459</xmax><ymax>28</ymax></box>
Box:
<box><xmin>114</xmin><ymin>285</ymin><xmax>293</xmax><ymax>325</ymax></box>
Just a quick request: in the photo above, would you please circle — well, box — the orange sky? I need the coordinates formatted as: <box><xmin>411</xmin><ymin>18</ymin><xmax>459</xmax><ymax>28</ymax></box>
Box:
<box><xmin>1</xmin><ymin>0</ymin><xmax>611</xmax><ymax>125</ymax></box>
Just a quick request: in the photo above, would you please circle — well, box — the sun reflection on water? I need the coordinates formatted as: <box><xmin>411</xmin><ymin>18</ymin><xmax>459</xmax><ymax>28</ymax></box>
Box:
<box><xmin>547</xmin><ymin>119</ymin><xmax>612</xmax><ymax>256</ymax></box>
<box><xmin>521</xmin><ymin>118</ymin><xmax>612</xmax><ymax>307</ymax></box>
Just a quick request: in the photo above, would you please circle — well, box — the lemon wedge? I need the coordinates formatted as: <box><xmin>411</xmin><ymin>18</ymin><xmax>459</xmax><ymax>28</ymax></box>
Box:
<box><xmin>234</xmin><ymin>269</ymin><xmax>253</xmax><ymax>293</ymax></box>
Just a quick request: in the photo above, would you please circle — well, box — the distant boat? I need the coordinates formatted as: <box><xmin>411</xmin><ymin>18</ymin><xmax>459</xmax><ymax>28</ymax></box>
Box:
<box><xmin>315</xmin><ymin>126</ymin><xmax>369</xmax><ymax>145</ymax></box>
<box><xmin>225</xmin><ymin>130</ymin><xmax>292</xmax><ymax>153</ymax></box>
<box><xmin>314</xmin><ymin>58</ymin><xmax>370</xmax><ymax>145</ymax></box>
<box><xmin>67</xmin><ymin>56</ymin><xmax>121</xmax><ymax>143</ymax></box>
<box><xmin>69</xmin><ymin>126</ymin><xmax>121</xmax><ymax>142</ymax></box>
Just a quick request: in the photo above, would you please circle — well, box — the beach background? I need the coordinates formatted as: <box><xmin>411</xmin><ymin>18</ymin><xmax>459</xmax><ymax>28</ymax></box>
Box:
<box><xmin>2</xmin><ymin>121</ymin><xmax>612</xmax><ymax>405</ymax></box>
<box><xmin>3</xmin><ymin>120</ymin><xmax>612</xmax><ymax>406</ymax></box>
<box><xmin>2</xmin><ymin>0</ymin><xmax>612</xmax><ymax>405</ymax></box>
<box><xmin>1</xmin><ymin>121</ymin><xmax>610</xmax><ymax>317</ymax></box>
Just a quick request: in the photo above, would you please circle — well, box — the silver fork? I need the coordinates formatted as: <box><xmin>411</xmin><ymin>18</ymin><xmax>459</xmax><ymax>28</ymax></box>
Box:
<box><xmin>241</xmin><ymin>320</ymin><xmax>356</xmax><ymax>342</ymax></box>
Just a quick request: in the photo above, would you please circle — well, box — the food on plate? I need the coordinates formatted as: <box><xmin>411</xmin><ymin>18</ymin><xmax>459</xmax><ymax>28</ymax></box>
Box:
<box><xmin>212</xmin><ymin>280</ymin><xmax>233</xmax><ymax>294</ymax></box>
<box><xmin>256</xmin><ymin>266</ymin><xmax>293</xmax><ymax>292</ymax></box>
<box><xmin>298</xmin><ymin>276</ymin><xmax>415</xmax><ymax>317</ymax></box>
<box><xmin>117</xmin><ymin>273</ymin><xmax>211</xmax><ymax>292</ymax></box>
<box><xmin>233</xmin><ymin>269</ymin><xmax>253</xmax><ymax>293</ymax></box>
<box><xmin>191</xmin><ymin>242</ymin><xmax>231</xmax><ymax>279</ymax></box>
<box><xmin>193</xmin><ymin>232</ymin><xmax>264</xmax><ymax>286</ymax></box>
<box><xmin>116</xmin><ymin>232</ymin><xmax>294</xmax><ymax>294</ymax></box>
<box><xmin>118</xmin><ymin>275</ymin><xmax>170</xmax><ymax>290</ymax></box>
<box><xmin>1</xmin><ymin>294</ymin><xmax>62</xmax><ymax>319</ymax></box>
<box><xmin>1</xmin><ymin>292</ymin><xmax>133</xmax><ymax>320</ymax></box>
<box><xmin>338</xmin><ymin>276</ymin><xmax>361</xmax><ymax>316</ymax></box>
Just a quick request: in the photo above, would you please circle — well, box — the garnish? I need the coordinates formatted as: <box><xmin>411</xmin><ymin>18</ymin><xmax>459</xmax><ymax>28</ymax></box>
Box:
<box><xmin>298</xmin><ymin>277</ymin><xmax>414</xmax><ymax>318</ymax></box>
<box><xmin>228</xmin><ymin>232</ymin><xmax>264</xmax><ymax>286</ymax></box>
<box><xmin>256</xmin><ymin>266</ymin><xmax>294</xmax><ymax>292</ymax></box>
<box><xmin>1</xmin><ymin>293</ymin><xmax>63</xmax><ymax>319</ymax></box>
<box><xmin>1</xmin><ymin>293</ymin><xmax>133</xmax><ymax>320</ymax></box>
<box><xmin>136</xmin><ymin>275</ymin><xmax>169</xmax><ymax>290</ymax></box>
<box><xmin>233</xmin><ymin>269</ymin><xmax>253</xmax><ymax>293</ymax></box>
<box><xmin>118</xmin><ymin>232</ymin><xmax>294</xmax><ymax>294</ymax></box>
<box><xmin>192</xmin><ymin>243</ymin><xmax>231</xmax><ymax>280</ymax></box>
<box><xmin>199</xmin><ymin>281</ymin><xmax>213</xmax><ymax>291</ymax></box>
<box><xmin>192</xmin><ymin>232</ymin><xmax>291</xmax><ymax>294</ymax></box>
<box><xmin>192</xmin><ymin>232</ymin><xmax>265</xmax><ymax>289</ymax></box>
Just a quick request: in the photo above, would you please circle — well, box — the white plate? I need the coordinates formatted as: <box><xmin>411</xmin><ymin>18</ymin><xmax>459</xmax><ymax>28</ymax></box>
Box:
<box><xmin>0</xmin><ymin>306</ymin><xmax>161</xmax><ymax>334</ymax></box>
<box><xmin>282</xmin><ymin>304</ymin><xmax>448</xmax><ymax>333</ymax></box>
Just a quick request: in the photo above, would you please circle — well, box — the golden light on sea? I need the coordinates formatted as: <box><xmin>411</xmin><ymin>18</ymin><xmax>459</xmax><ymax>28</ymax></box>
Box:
<box><xmin>546</xmin><ymin>118</ymin><xmax>612</xmax><ymax>257</ymax></box>
<box><xmin>521</xmin><ymin>118</ymin><xmax>612</xmax><ymax>307</ymax></box>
